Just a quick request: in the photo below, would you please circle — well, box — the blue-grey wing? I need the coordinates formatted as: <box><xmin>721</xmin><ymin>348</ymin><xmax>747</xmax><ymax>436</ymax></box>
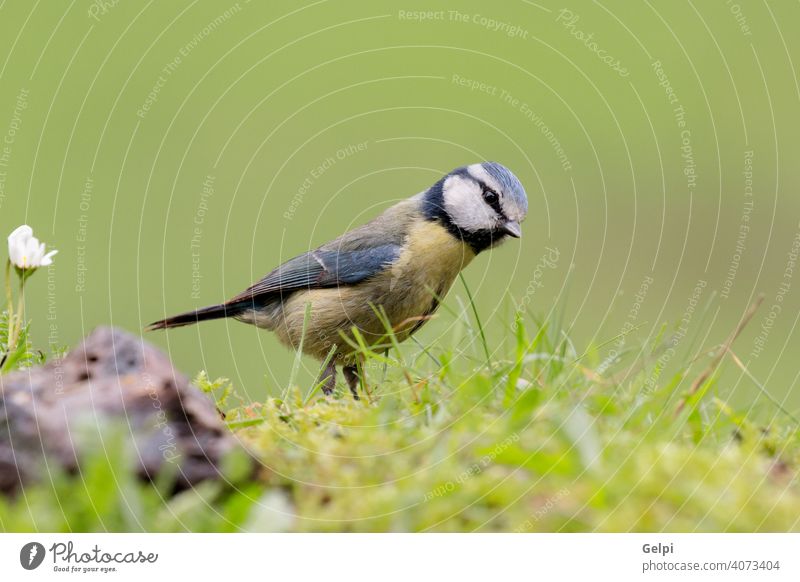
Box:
<box><xmin>228</xmin><ymin>244</ymin><xmax>401</xmax><ymax>303</ymax></box>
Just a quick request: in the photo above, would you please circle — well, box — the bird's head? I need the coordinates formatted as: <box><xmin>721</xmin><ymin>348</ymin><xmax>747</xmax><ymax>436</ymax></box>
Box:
<box><xmin>422</xmin><ymin>162</ymin><xmax>528</xmax><ymax>253</ymax></box>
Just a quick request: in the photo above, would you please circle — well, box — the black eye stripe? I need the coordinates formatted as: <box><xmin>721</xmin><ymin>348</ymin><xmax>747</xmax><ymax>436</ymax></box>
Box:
<box><xmin>481</xmin><ymin>184</ymin><xmax>506</xmax><ymax>218</ymax></box>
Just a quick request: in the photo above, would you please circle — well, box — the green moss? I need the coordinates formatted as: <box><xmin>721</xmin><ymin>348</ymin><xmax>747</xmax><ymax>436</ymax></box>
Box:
<box><xmin>2</xmin><ymin>314</ymin><xmax>799</xmax><ymax>532</ymax></box>
<box><xmin>229</xmin><ymin>359</ymin><xmax>800</xmax><ymax>532</ymax></box>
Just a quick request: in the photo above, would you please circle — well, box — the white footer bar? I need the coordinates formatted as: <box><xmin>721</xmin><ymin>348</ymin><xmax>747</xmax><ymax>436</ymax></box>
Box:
<box><xmin>1</xmin><ymin>533</ymin><xmax>797</xmax><ymax>581</ymax></box>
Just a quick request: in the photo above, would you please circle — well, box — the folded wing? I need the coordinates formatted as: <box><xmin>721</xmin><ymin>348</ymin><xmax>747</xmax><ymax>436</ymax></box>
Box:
<box><xmin>227</xmin><ymin>244</ymin><xmax>402</xmax><ymax>304</ymax></box>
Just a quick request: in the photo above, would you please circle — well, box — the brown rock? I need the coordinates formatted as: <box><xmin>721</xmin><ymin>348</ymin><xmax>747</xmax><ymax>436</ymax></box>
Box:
<box><xmin>0</xmin><ymin>327</ymin><xmax>247</xmax><ymax>495</ymax></box>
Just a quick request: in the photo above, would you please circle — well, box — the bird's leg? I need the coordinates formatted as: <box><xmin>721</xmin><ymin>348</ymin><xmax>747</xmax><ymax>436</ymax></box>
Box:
<box><xmin>342</xmin><ymin>365</ymin><xmax>361</xmax><ymax>400</ymax></box>
<box><xmin>318</xmin><ymin>360</ymin><xmax>337</xmax><ymax>396</ymax></box>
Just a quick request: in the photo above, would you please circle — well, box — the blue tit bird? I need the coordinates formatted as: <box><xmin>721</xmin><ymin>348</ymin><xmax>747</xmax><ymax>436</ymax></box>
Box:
<box><xmin>146</xmin><ymin>162</ymin><xmax>527</xmax><ymax>399</ymax></box>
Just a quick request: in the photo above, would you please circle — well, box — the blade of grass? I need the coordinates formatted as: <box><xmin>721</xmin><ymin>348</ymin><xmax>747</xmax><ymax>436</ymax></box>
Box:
<box><xmin>459</xmin><ymin>273</ymin><xmax>491</xmax><ymax>370</ymax></box>
<box><xmin>285</xmin><ymin>302</ymin><xmax>312</xmax><ymax>403</ymax></box>
<box><xmin>553</xmin><ymin>263</ymin><xmax>573</xmax><ymax>348</ymax></box>
<box><xmin>674</xmin><ymin>294</ymin><xmax>764</xmax><ymax>417</ymax></box>
<box><xmin>571</xmin><ymin>321</ymin><xmax>650</xmax><ymax>365</ymax></box>
<box><xmin>411</xmin><ymin>335</ymin><xmax>441</xmax><ymax>368</ymax></box>
<box><xmin>680</xmin><ymin>290</ymin><xmax>718</xmax><ymax>367</ymax></box>
<box><xmin>504</xmin><ymin>312</ymin><xmax>528</xmax><ymax>406</ymax></box>
<box><xmin>337</xmin><ymin>327</ymin><xmax>395</xmax><ymax>367</ymax></box>
<box><xmin>728</xmin><ymin>350</ymin><xmax>800</xmax><ymax>425</ymax></box>
<box><xmin>369</xmin><ymin>304</ymin><xmax>417</xmax><ymax>387</ymax></box>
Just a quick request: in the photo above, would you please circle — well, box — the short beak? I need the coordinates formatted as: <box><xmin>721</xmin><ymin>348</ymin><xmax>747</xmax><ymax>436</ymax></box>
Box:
<box><xmin>501</xmin><ymin>220</ymin><xmax>522</xmax><ymax>238</ymax></box>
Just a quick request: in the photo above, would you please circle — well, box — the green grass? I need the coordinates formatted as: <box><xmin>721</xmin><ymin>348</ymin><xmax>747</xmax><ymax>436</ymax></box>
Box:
<box><xmin>2</xmin><ymin>301</ymin><xmax>800</xmax><ymax>532</ymax></box>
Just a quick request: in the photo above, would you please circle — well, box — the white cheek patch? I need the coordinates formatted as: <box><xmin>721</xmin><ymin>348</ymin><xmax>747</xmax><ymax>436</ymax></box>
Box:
<box><xmin>443</xmin><ymin>174</ymin><xmax>497</xmax><ymax>233</ymax></box>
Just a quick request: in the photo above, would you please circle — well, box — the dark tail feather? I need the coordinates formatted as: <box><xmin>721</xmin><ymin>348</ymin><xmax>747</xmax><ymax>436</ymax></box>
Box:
<box><xmin>145</xmin><ymin>303</ymin><xmax>243</xmax><ymax>331</ymax></box>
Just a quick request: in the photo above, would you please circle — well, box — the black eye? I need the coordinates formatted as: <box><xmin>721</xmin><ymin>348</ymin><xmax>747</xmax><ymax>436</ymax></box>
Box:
<box><xmin>482</xmin><ymin>189</ymin><xmax>499</xmax><ymax>205</ymax></box>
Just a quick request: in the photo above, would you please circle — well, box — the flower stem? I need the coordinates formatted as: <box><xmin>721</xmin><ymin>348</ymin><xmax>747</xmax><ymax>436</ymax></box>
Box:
<box><xmin>12</xmin><ymin>273</ymin><xmax>25</xmax><ymax>348</ymax></box>
<box><xmin>4</xmin><ymin>259</ymin><xmax>15</xmax><ymax>353</ymax></box>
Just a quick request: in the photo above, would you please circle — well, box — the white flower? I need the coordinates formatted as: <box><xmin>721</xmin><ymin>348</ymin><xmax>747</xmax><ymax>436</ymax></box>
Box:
<box><xmin>7</xmin><ymin>225</ymin><xmax>58</xmax><ymax>270</ymax></box>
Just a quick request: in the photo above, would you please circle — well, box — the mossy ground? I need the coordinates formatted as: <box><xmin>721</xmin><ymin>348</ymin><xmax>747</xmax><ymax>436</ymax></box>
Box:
<box><xmin>2</xmin><ymin>310</ymin><xmax>799</xmax><ymax>532</ymax></box>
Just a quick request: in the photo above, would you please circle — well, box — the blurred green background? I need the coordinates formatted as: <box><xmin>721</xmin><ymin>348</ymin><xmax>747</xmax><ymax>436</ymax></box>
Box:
<box><xmin>1</xmin><ymin>0</ymin><xmax>798</xmax><ymax>412</ymax></box>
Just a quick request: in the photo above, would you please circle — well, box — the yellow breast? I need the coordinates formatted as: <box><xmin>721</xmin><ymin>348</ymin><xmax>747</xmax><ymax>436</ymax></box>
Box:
<box><xmin>391</xmin><ymin>220</ymin><xmax>474</xmax><ymax>296</ymax></box>
<box><xmin>273</xmin><ymin>220</ymin><xmax>475</xmax><ymax>362</ymax></box>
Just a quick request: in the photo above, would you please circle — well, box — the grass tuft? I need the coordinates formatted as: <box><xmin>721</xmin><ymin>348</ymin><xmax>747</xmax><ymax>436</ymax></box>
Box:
<box><xmin>3</xmin><ymin>303</ymin><xmax>799</xmax><ymax>532</ymax></box>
